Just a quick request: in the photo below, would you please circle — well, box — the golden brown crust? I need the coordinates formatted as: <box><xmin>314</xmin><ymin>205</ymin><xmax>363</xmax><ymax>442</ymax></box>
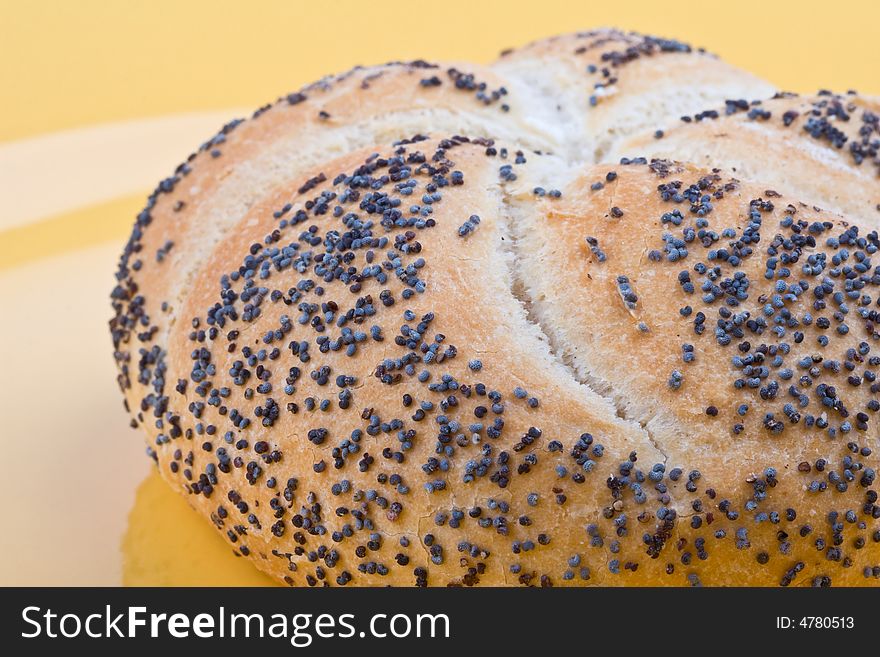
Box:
<box><xmin>109</xmin><ymin>32</ymin><xmax>879</xmax><ymax>587</ymax></box>
<box><xmin>110</xmin><ymin>58</ymin><xmax>554</xmax><ymax>468</ymax></box>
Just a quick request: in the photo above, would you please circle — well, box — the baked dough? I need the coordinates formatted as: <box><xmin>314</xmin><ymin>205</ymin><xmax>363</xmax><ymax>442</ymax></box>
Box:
<box><xmin>110</xmin><ymin>29</ymin><xmax>879</xmax><ymax>586</ymax></box>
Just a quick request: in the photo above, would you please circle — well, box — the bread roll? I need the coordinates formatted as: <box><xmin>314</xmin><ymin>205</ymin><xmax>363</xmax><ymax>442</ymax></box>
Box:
<box><xmin>110</xmin><ymin>30</ymin><xmax>879</xmax><ymax>587</ymax></box>
<box><xmin>611</xmin><ymin>91</ymin><xmax>880</xmax><ymax>221</ymax></box>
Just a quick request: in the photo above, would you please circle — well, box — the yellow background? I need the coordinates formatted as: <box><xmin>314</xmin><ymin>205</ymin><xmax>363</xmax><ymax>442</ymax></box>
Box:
<box><xmin>0</xmin><ymin>0</ymin><xmax>877</xmax><ymax>585</ymax></box>
<box><xmin>4</xmin><ymin>0</ymin><xmax>880</xmax><ymax>142</ymax></box>
<box><xmin>2</xmin><ymin>0</ymin><xmax>879</xmax><ymax>270</ymax></box>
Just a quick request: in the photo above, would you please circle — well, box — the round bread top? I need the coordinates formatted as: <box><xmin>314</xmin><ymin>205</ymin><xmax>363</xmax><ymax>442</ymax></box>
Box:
<box><xmin>494</xmin><ymin>28</ymin><xmax>775</xmax><ymax>160</ymax></box>
<box><xmin>612</xmin><ymin>91</ymin><xmax>880</xmax><ymax>221</ymax></box>
<box><xmin>110</xmin><ymin>31</ymin><xmax>880</xmax><ymax>586</ymax></box>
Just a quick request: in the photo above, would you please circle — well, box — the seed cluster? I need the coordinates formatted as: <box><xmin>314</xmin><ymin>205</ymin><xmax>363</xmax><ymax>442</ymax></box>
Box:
<box><xmin>665</xmin><ymin>91</ymin><xmax>880</xmax><ymax>193</ymax></box>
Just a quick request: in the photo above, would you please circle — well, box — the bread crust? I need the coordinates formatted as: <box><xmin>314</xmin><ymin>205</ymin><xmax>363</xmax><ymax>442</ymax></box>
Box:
<box><xmin>612</xmin><ymin>92</ymin><xmax>880</xmax><ymax>223</ymax></box>
<box><xmin>512</xmin><ymin>160</ymin><xmax>879</xmax><ymax>585</ymax></box>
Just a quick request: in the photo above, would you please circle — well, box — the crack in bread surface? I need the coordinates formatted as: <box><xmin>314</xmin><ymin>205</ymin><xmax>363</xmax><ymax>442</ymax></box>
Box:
<box><xmin>496</xmin><ymin>179</ymin><xmax>670</xmax><ymax>468</ymax></box>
